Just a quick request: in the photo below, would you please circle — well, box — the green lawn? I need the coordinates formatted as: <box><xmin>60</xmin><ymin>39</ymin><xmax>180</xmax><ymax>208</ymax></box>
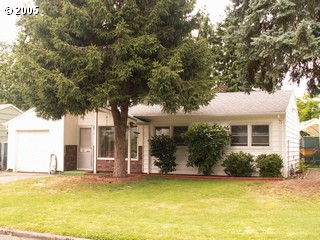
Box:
<box><xmin>0</xmin><ymin>176</ymin><xmax>319</xmax><ymax>240</ymax></box>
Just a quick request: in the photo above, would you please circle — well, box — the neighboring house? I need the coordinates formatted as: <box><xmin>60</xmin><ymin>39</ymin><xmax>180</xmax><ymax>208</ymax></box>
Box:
<box><xmin>0</xmin><ymin>104</ymin><xmax>22</xmax><ymax>170</ymax></box>
<box><xmin>300</xmin><ymin>118</ymin><xmax>320</xmax><ymax>162</ymax></box>
<box><xmin>5</xmin><ymin>90</ymin><xmax>300</xmax><ymax>177</ymax></box>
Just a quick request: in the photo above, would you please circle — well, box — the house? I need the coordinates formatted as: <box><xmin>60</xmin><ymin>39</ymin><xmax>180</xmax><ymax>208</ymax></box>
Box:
<box><xmin>0</xmin><ymin>104</ymin><xmax>22</xmax><ymax>170</ymax></box>
<box><xmin>4</xmin><ymin>108</ymin><xmax>141</xmax><ymax>173</ymax></box>
<box><xmin>5</xmin><ymin>90</ymin><xmax>300</xmax><ymax>177</ymax></box>
<box><xmin>129</xmin><ymin>90</ymin><xmax>300</xmax><ymax>177</ymax></box>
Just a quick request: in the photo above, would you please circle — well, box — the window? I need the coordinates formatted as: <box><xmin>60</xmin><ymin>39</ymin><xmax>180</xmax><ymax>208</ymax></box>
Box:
<box><xmin>172</xmin><ymin>126</ymin><xmax>188</xmax><ymax>146</ymax></box>
<box><xmin>231</xmin><ymin>126</ymin><xmax>248</xmax><ymax>146</ymax></box>
<box><xmin>99</xmin><ymin>126</ymin><xmax>115</xmax><ymax>158</ymax></box>
<box><xmin>154</xmin><ymin>126</ymin><xmax>188</xmax><ymax>146</ymax></box>
<box><xmin>126</xmin><ymin>126</ymin><xmax>138</xmax><ymax>158</ymax></box>
<box><xmin>98</xmin><ymin>126</ymin><xmax>138</xmax><ymax>159</ymax></box>
<box><xmin>155</xmin><ymin>127</ymin><xmax>170</xmax><ymax>136</ymax></box>
<box><xmin>252</xmin><ymin>125</ymin><xmax>269</xmax><ymax>146</ymax></box>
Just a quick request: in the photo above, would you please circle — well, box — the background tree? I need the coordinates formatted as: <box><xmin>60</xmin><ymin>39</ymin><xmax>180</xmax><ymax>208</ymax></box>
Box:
<box><xmin>297</xmin><ymin>94</ymin><xmax>320</xmax><ymax>122</ymax></box>
<box><xmin>9</xmin><ymin>0</ymin><xmax>214</xmax><ymax>177</ymax></box>
<box><xmin>197</xmin><ymin>12</ymin><xmax>244</xmax><ymax>92</ymax></box>
<box><xmin>0</xmin><ymin>42</ymin><xmax>31</xmax><ymax>110</ymax></box>
<box><xmin>224</xmin><ymin>0</ymin><xmax>320</xmax><ymax>95</ymax></box>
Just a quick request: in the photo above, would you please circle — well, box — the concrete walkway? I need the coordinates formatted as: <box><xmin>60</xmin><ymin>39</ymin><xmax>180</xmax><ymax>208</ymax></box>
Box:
<box><xmin>0</xmin><ymin>171</ymin><xmax>52</xmax><ymax>184</ymax></box>
<box><xmin>0</xmin><ymin>228</ymin><xmax>90</xmax><ymax>240</ymax></box>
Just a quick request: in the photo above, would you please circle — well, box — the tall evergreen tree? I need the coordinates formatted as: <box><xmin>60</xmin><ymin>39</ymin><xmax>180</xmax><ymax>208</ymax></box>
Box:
<box><xmin>10</xmin><ymin>0</ymin><xmax>214</xmax><ymax>177</ymax></box>
<box><xmin>224</xmin><ymin>0</ymin><xmax>320</xmax><ymax>95</ymax></box>
<box><xmin>197</xmin><ymin>9</ymin><xmax>246</xmax><ymax>92</ymax></box>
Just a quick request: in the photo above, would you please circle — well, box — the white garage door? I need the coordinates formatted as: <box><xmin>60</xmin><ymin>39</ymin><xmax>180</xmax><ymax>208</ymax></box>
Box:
<box><xmin>16</xmin><ymin>131</ymin><xmax>50</xmax><ymax>173</ymax></box>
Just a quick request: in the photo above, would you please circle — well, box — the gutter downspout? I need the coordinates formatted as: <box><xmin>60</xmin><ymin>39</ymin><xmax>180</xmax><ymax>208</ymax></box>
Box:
<box><xmin>148</xmin><ymin>124</ymin><xmax>151</xmax><ymax>174</ymax></box>
<box><xmin>278</xmin><ymin>115</ymin><xmax>284</xmax><ymax>176</ymax></box>
<box><xmin>128</xmin><ymin>123</ymin><xmax>131</xmax><ymax>174</ymax></box>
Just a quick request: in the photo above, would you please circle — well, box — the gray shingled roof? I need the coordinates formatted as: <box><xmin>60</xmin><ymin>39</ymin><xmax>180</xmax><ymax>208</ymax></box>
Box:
<box><xmin>129</xmin><ymin>91</ymin><xmax>294</xmax><ymax>117</ymax></box>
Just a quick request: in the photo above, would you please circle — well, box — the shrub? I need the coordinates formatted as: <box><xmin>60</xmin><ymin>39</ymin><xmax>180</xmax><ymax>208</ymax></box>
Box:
<box><xmin>222</xmin><ymin>151</ymin><xmax>256</xmax><ymax>177</ymax></box>
<box><xmin>183</xmin><ymin>123</ymin><xmax>231</xmax><ymax>176</ymax></box>
<box><xmin>256</xmin><ymin>153</ymin><xmax>283</xmax><ymax>177</ymax></box>
<box><xmin>297</xmin><ymin>158</ymin><xmax>307</xmax><ymax>173</ymax></box>
<box><xmin>149</xmin><ymin>135</ymin><xmax>177</xmax><ymax>174</ymax></box>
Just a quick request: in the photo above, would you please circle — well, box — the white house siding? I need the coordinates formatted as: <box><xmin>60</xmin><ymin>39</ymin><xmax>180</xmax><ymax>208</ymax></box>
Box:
<box><xmin>64</xmin><ymin>114</ymin><xmax>78</xmax><ymax>145</ymax></box>
<box><xmin>6</xmin><ymin>109</ymin><xmax>64</xmax><ymax>172</ymax></box>
<box><xmin>284</xmin><ymin>95</ymin><xmax>300</xmax><ymax>177</ymax></box>
<box><xmin>141</xmin><ymin>115</ymin><xmax>287</xmax><ymax>176</ymax></box>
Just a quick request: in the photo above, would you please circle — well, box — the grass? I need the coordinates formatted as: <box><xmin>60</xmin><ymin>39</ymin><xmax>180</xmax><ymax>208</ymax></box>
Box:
<box><xmin>0</xmin><ymin>177</ymin><xmax>319</xmax><ymax>240</ymax></box>
<box><xmin>305</xmin><ymin>162</ymin><xmax>320</xmax><ymax>168</ymax></box>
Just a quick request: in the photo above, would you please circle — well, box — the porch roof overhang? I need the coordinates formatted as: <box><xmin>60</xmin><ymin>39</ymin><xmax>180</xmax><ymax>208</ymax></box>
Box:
<box><xmin>300</xmin><ymin>118</ymin><xmax>320</xmax><ymax>137</ymax></box>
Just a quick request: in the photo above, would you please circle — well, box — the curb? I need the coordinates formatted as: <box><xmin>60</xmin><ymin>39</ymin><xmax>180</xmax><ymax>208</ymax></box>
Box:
<box><xmin>0</xmin><ymin>228</ymin><xmax>91</xmax><ymax>240</ymax></box>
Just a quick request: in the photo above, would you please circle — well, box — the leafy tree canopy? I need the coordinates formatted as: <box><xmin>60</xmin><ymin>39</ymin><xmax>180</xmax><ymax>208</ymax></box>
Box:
<box><xmin>297</xmin><ymin>93</ymin><xmax>320</xmax><ymax>122</ymax></box>
<box><xmin>6</xmin><ymin>0</ymin><xmax>215</xmax><ymax>177</ymax></box>
<box><xmin>10</xmin><ymin>0</ymin><xmax>214</xmax><ymax>119</ymax></box>
<box><xmin>224</xmin><ymin>0</ymin><xmax>320</xmax><ymax>95</ymax></box>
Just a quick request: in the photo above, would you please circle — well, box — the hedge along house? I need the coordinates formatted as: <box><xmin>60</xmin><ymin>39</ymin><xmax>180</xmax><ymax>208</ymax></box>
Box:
<box><xmin>0</xmin><ymin>104</ymin><xmax>23</xmax><ymax>170</ymax></box>
<box><xmin>129</xmin><ymin>91</ymin><xmax>300</xmax><ymax>177</ymax></box>
<box><xmin>5</xmin><ymin>108</ymin><xmax>143</xmax><ymax>173</ymax></box>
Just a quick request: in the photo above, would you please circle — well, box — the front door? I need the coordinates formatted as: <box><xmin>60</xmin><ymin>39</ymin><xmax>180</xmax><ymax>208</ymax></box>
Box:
<box><xmin>78</xmin><ymin>127</ymin><xmax>93</xmax><ymax>170</ymax></box>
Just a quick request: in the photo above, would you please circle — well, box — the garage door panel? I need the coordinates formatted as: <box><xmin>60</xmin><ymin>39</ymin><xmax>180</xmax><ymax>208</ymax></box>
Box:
<box><xmin>16</xmin><ymin>131</ymin><xmax>50</xmax><ymax>173</ymax></box>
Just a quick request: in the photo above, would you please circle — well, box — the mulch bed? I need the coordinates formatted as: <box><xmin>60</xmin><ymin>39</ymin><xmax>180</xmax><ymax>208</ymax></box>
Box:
<box><xmin>80</xmin><ymin>172</ymin><xmax>283</xmax><ymax>182</ymax></box>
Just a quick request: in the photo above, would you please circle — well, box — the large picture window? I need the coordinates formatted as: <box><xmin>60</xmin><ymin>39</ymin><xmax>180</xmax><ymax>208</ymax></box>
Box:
<box><xmin>231</xmin><ymin>125</ymin><xmax>248</xmax><ymax>146</ymax></box>
<box><xmin>252</xmin><ymin>125</ymin><xmax>269</xmax><ymax>146</ymax></box>
<box><xmin>98</xmin><ymin>126</ymin><xmax>138</xmax><ymax>159</ymax></box>
<box><xmin>99</xmin><ymin>127</ymin><xmax>115</xmax><ymax>158</ymax></box>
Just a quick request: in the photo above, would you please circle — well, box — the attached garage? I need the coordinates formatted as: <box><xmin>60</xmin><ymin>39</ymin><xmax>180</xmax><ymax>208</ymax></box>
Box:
<box><xmin>4</xmin><ymin>109</ymin><xmax>65</xmax><ymax>173</ymax></box>
<box><xmin>16</xmin><ymin>130</ymin><xmax>50</xmax><ymax>173</ymax></box>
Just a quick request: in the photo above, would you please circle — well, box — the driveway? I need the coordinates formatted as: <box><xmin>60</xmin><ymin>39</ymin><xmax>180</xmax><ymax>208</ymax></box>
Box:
<box><xmin>0</xmin><ymin>171</ymin><xmax>52</xmax><ymax>184</ymax></box>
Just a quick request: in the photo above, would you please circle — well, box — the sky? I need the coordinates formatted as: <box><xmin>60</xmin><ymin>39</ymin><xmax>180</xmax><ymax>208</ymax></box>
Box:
<box><xmin>0</xmin><ymin>0</ymin><xmax>307</xmax><ymax>97</ymax></box>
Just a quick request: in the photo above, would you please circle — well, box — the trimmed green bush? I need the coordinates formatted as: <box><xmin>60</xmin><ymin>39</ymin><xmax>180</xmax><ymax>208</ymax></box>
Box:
<box><xmin>149</xmin><ymin>135</ymin><xmax>177</xmax><ymax>174</ymax></box>
<box><xmin>183</xmin><ymin>123</ymin><xmax>231</xmax><ymax>176</ymax></box>
<box><xmin>222</xmin><ymin>151</ymin><xmax>256</xmax><ymax>177</ymax></box>
<box><xmin>256</xmin><ymin>153</ymin><xmax>283</xmax><ymax>177</ymax></box>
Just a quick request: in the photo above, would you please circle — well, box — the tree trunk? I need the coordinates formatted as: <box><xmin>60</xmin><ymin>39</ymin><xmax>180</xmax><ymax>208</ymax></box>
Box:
<box><xmin>111</xmin><ymin>101</ymin><xmax>129</xmax><ymax>178</ymax></box>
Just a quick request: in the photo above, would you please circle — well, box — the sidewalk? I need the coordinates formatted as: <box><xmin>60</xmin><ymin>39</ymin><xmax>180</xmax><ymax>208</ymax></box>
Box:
<box><xmin>0</xmin><ymin>228</ymin><xmax>91</xmax><ymax>240</ymax></box>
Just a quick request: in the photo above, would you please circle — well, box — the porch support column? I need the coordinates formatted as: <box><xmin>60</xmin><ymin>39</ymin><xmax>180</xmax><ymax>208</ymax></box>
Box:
<box><xmin>128</xmin><ymin>123</ymin><xmax>131</xmax><ymax>174</ymax></box>
<box><xmin>93</xmin><ymin>109</ymin><xmax>98</xmax><ymax>174</ymax></box>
